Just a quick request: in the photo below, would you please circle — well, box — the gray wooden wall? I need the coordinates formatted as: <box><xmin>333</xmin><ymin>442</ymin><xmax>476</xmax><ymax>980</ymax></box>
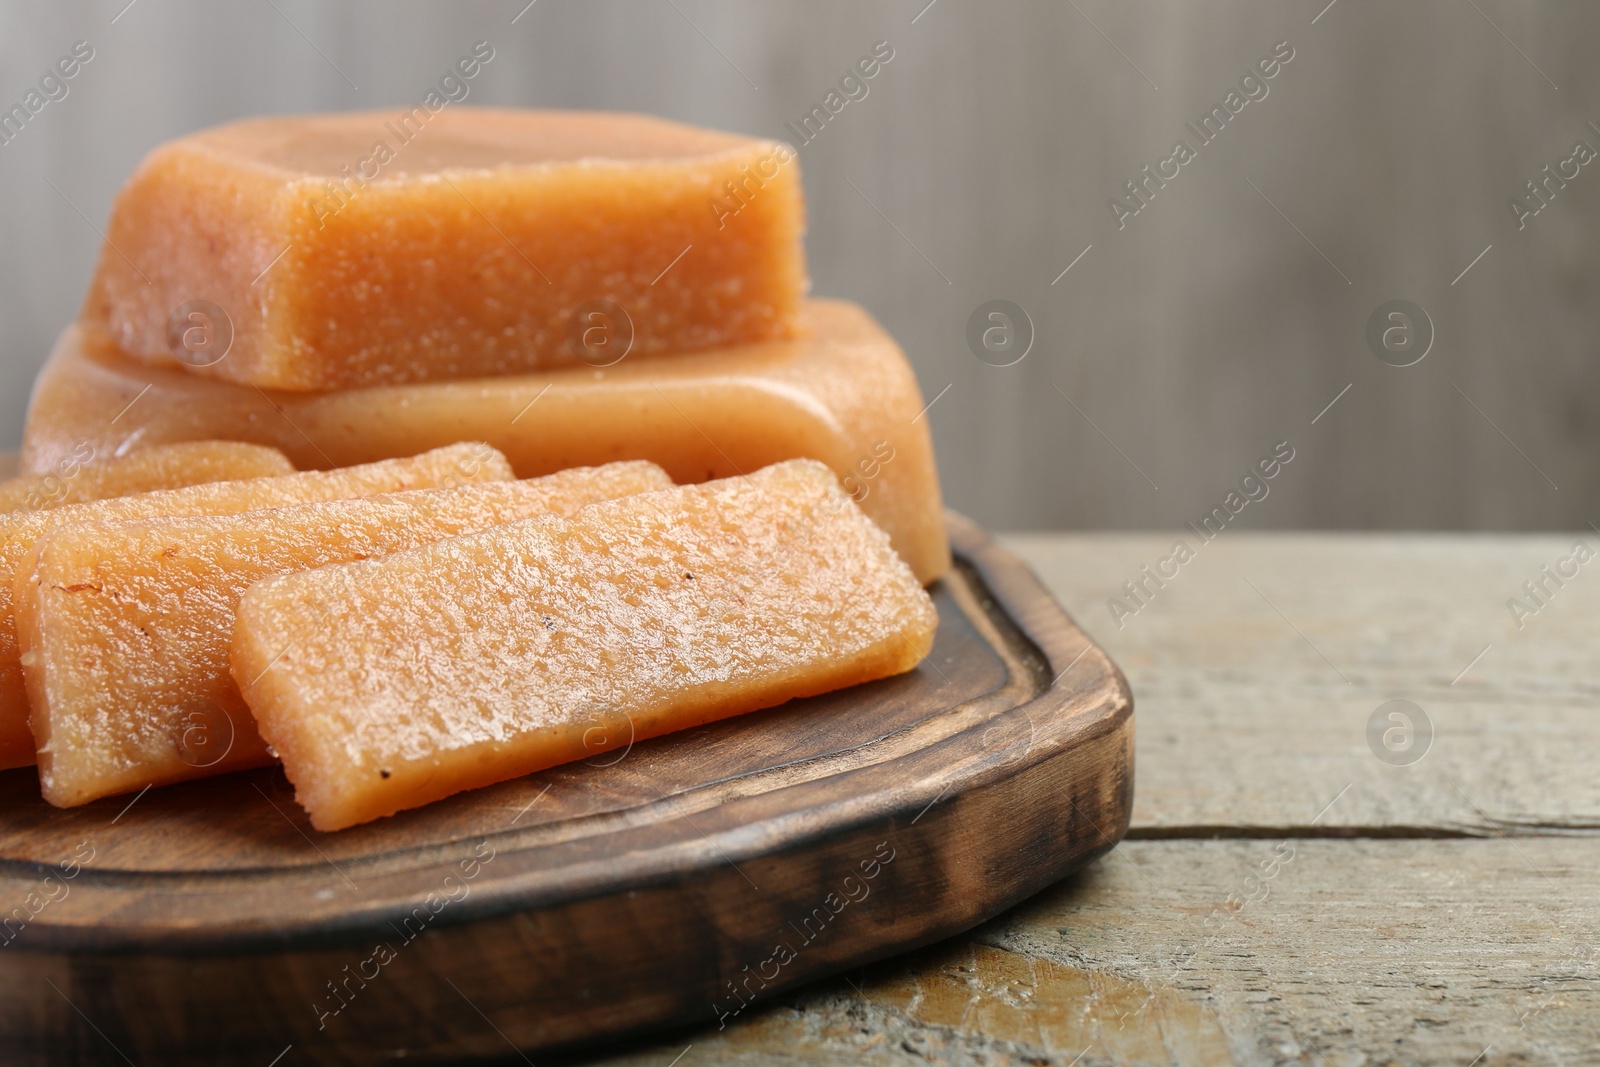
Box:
<box><xmin>2</xmin><ymin>1</ymin><xmax>1597</xmax><ymax>531</ymax></box>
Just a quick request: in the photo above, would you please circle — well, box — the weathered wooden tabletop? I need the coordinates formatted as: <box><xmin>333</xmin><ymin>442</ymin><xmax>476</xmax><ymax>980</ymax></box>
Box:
<box><xmin>577</xmin><ymin>532</ymin><xmax>1600</xmax><ymax>1067</ymax></box>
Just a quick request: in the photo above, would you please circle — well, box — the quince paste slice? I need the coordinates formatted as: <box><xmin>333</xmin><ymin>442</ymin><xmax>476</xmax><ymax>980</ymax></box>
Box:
<box><xmin>233</xmin><ymin>460</ymin><xmax>937</xmax><ymax>831</ymax></box>
<box><xmin>20</xmin><ymin>462</ymin><xmax>671</xmax><ymax>807</ymax></box>
<box><xmin>0</xmin><ymin>443</ymin><xmax>512</xmax><ymax>770</ymax></box>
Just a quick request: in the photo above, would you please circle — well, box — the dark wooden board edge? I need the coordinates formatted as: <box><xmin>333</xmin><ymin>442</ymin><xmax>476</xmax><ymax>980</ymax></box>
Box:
<box><xmin>0</xmin><ymin>514</ymin><xmax>1134</xmax><ymax>1066</ymax></box>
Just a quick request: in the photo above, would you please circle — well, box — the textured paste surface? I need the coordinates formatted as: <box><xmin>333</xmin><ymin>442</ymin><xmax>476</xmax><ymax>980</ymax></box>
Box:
<box><xmin>0</xmin><ymin>443</ymin><xmax>510</xmax><ymax>770</ymax></box>
<box><xmin>233</xmin><ymin>460</ymin><xmax>938</xmax><ymax>831</ymax></box>
<box><xmin>0</xmin><ymin>442</ymin><xmax>293</xmax><ymax>514</ymax></box>
<box><xmin>20</xmin><ymin>462</ymin><xmax>670</xmax><ymax>807</ymax></box>
<box><xmin>24</xmin><ymin>301</ymin><xmax>949</xmax><ymax>584</ymax></box>
<box><xmin>81</xmin><ymin>108</ymin><xmax>807</xmax><ymax>390</ymax></box>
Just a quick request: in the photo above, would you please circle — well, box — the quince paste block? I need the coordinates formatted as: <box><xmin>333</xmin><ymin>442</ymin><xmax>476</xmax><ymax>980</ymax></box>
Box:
<box><xmin>233</xmin><ymin>460</ymin><xmax>938</xmax><ymax>832</ymax></box>
<box><xmin>0</xmin><ymin>441</ymin><xmax>293</xmax><ymax>513</ymax></box>
<box><xmin>81</xmin><ymin>108</ymin><xmax>806</xmax><ymax>390</ymax></box>
<box><xmin>20</xmin><ymin>462</ymin><xmax>671</xmax><ymax>808</ymax></box>
<box><xmin>24</xmin><ymin>301</ymin><xmax>950</xmax><ymax>584</ymax></box>
<box><xmin>0</xmin><ymin>443</ymin><xmax>511</xmax><ymax>771</ymax></box>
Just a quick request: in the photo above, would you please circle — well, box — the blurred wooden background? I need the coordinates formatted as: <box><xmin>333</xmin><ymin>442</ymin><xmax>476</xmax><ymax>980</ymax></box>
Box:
<box><xmin>1</xmin><ymin>0</ymin><xmax>1597</xmax><ymax>531</ymax></box>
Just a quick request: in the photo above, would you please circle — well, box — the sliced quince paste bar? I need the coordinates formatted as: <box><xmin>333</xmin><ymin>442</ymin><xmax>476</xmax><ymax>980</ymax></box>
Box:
<box><xmin>81</xmin><ymin>108</ymin><xmax>806</xmax><ymax>390</ymax></box>
<box><xmin>233</xmin><ymin>459</ymin><xmax>938</xmax><ymax>832</ymax></box>
<box><xmin>0</xmin><ymin>443</ymin><xmax>511</xmax><ymax>771</ymax></box>
<box><xmin>25</xmin><ymin>301</ymin><xmax>950</xmax><ymax>584</ymax></box>
<box><xmin>19</xmin><ymin>462</ymin><xmax>671</xmax><ymax>808</ymax></box>
<box><xmin>0</xmin><ymin>441</ymin><xmax>293</xmax><ymax>513</ymax></box>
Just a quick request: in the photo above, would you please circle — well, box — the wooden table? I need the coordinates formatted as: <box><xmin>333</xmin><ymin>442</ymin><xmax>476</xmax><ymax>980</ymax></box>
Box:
<box><xmin>578</xmin><ymin>532</ymin><xmax>1600</xmax><ymax>1067</ymax></box>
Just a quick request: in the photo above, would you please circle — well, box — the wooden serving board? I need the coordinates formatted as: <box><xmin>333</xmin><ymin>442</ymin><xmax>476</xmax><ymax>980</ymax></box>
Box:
<box><xmin>0</xmin><ymin>513</ymin><xmax>1132</xmax><ymax>1066</ymax></box>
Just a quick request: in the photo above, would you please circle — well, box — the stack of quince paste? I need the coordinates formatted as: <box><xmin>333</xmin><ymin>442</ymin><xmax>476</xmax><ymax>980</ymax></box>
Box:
<box><xmin>6</xmin><ymin>109</ymin><xmax>947</xmax><ymax>831</ymax></box>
